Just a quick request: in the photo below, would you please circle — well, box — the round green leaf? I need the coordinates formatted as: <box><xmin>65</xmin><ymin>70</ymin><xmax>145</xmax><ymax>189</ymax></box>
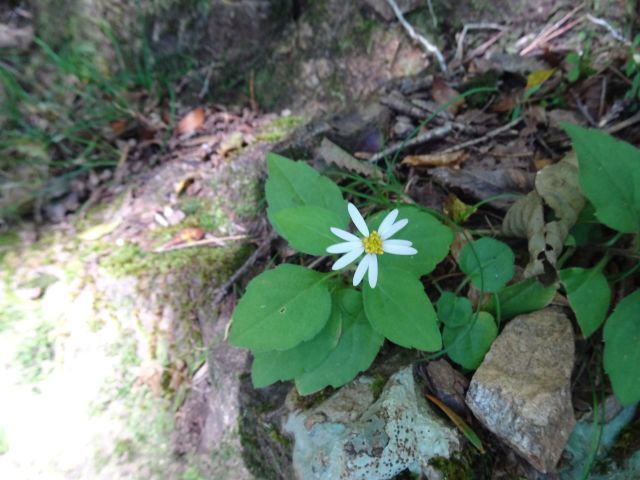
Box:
<box><xmin>363</xmin><ymin>268</ymin><xmax>441</xmax><ymax>351</ymax></box>
<box><xmin>436</xmin><ymin>292</ymin><xmax>472</xmax><ymax>328</ymax></box>
<box><xmin>295</xmin><ymin>290</ymin><xmax>383</xmax><ymax>395</ymax></box>
<box><xmin>251</xmin><ymin>295</ymin><xmax>343</xmax><ymax>388</ymax></box>
<box><xmin>603</xmin><ymin>289</ymin><xmax>640</xmax><ymax>406</ymax></box>
<box><xmin>369</xmin><ymin>206</ymin><xmax>453</xmax><ymax>278</ymax></box>
<box><xmin>459</xmin><ymin>237</ymin><xmax>514</xmax><ymax>293</ymax></box>
<box><xmin>560</xmin><ymin>267</ymin><xmax>611</xmax><ymax>338</ymax></box>
<box><xmin>229</xmin><ymin>264</ymin><xmax>331</xmax><ymax>352</ymax></box>
<box><xmin>444</xmin><ymin>312</ymin><xmax>497</xmax><ymax>370</ymax></box>
<box><xmin>265</xmin><ymin>153</ymin><xmax>348</xmax><ymax>223</ymax></box>
<box><xmin>271</xmin><ymin>205</ymin><xmax>346</xmax><ymax>255</ymax></box>
<box><xmin>484</xmin><ymin>278</ymin><xmax>557</xmax><ymax>321</ymax></box>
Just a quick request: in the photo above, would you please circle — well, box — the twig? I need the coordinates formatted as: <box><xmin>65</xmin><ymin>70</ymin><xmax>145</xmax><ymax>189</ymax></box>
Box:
<box><xmin>464</xmin><ymin>30</ymin><xmax>507</xmax><ymax>62</ymax></box>
<box><xmin>438</xmin><ymin>118</ymin><xmax>522</xmax><ymax>154</ymax></box>
<box><xmin>380</xmin><ymin>94</ymin><xmax>430</xmax><ymax>120</ymax></box>
<box><xmin>386</xmin><ymin>0</ymin><xmax>447</xmax><ymax>71</ymax></box>
<box><xmin>213</xmin><ymin>231</ymin><xmax>278</xmax><ymax>306</ymax></box>
<box><xmin>586</xmin><ymin>14</ymin><xmax>630</xmax><ymax>45</ymax></box>
<box><xmin>368</xmin><ymin>124</ymin><xmax>454</xmax><ymax>164</ymax></box>
<box><xmin>454</xmin><ymin>23</ymin><xmax>506</xmax><ymax>62</ymax></box>
<box><xmin>153</xmin><ymin>235</ymin><xmax>247</xmax><ymax>253</ymax></box>
<box><xmin>426</xmin><ymin>0</ymin><xmax>437</xmax><ymax>28</ymax></box>
<box><xmin>520</xmin><ymin>4</ymin><xmax>583</xmax><ymax>56</ymax></box>
<box><xmin>606</xmin><ymin>110</ymin><xmax>640</xmax><ymax>134</ymax></box>
<box><xmin>571</xmin><ymin>92</ymin><xmax>597</xmax><ymax>127</ymax></box>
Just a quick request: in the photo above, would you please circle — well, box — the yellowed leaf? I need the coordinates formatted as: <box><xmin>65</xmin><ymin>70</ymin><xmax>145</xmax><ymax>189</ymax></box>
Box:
<box><xmin>79</xmin><ymin>219</ymin><xmax>122</xmax><ymax>241</ymax></box>
<box><xmin>526</xmin><ymin>68</ymin><xmax>556</xmax><ymax>89</ymax></box>
<box><xmin>174</xmin><ymin>177</ymin><xmax>195</xmax><ymax>195</ymax></box>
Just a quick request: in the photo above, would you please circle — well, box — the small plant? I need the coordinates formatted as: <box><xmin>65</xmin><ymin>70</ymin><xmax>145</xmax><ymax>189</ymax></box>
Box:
<box><xmin>228</xmin><ymin>154</ymin><xmax>526</xmax><ymax>394</ymax></box>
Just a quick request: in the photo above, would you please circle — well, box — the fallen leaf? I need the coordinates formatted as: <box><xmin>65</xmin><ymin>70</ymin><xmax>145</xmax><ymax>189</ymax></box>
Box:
<box><xmin>177</xmin><ymin>107</ymin><xmax>205</xmax><ymax>135</ymax></box>
<box><xmin>432</xmin><ymin>75</ymin><xmax>465</xmax><ymax>113</ymax></box>
<box><xmin>178</xmin><ymin>227</ymin><xmax>206</xmax><ymax>242</ymax></box>
<box><xmin>526</xmin><ymin>68</ymin><xmax>557</xmax><ymax>89</ymax></box>
<box><xmin>503</xmin><ymin>152</ymin><xmax>585</xmax><ymax>277</ymax></box>
<box><xmin>443</xmin><ymin>193</ymin><xmax>476</xmax><ymax>223</ymax></box>
<box><xmin>110</xmin><ymin>119</ymin><xmax>128</xmax><ymax>136</ymax></box>
<box><xmin>425</xmin><ymin>394</ymin><xmax>485</xmax><ymax>453</ymax></box>
<box><xmin>319</xmin><ymin>137</ymin><xmax>383</xmax><ymax>179</ymax></box>
<box><xmin>174</xmin><ymin>177</ymin><xmax>195</xmax><ymax>195</ymax></box>
<box><xmin>79</xmin><ymin>219</ymin><xmax>122</xmax><ymax>241</ymax></box>
<box><xmin>402</xmin><ymin>151</ymin><xmax>469</xmax><ymax>168</ymax></box>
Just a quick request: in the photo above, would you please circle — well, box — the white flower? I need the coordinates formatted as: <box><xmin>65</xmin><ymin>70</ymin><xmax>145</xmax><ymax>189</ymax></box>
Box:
<box><xmin>327</xmin><ymin>203</ymin><xmax>417</xmax><ymax>288</ymax></box>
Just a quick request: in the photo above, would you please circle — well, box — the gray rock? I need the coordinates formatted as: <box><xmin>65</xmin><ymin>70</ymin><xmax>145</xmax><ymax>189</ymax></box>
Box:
<box><xmin>286</xmin><ymin>366</ymin><xmax>460</xmax><ymax>479</ymax></box>
<box><xmin>466</xmin><ymin>308</ymin><xmax>576</xmax><ymax>473</ymax></box>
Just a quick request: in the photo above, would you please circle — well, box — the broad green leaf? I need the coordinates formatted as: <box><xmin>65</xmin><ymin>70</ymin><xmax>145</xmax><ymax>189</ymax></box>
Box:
<box><xmin>251</xmin><ymin>293</ymin><xmax>343</xmax><ymax>388</ymax></box>
<box><xmin>485</xmin><ymin>278</ymin><xmax>557</xmax><ymax>321</ymax></box>
<box><xmin>564</xmin><ymin>124</ymin><xmax>640</xmax><ymax>233</ymax></box>
<box><xmin>265</xmin><ymin>152</ymin><xmax>348</xmax><ymax>225</ymax></box>
<box><xmin>229</xmin><ymin>264</ymin><xmax>331</xmax><ymax>352</ymax></box>
<box><xmin>295</xmin><ymin>292</ymin><xmax>383</xmax><ymax>395</ymax></box>
<box><xmin>560</xmin><ymin>267</ymin><xmax>611</xmax><ymax>338</ymax></box>
<box><xmin>603</xmin><ymin>290</ymin><xmax>640</xmax><ymax>405</ymax></box>
<box><xmin>436</xmin><ymin>292</ymin><xmax>472</xmax><ymax>328</ymax></box>
<box><xmin>369</xmin><ymin>206</ymin><xmax>453</xmax><ymax>278</ymax></box>
<box><xmin>271</xmin><ymin>205</ymin><xmax>345</xmax><ymax>255</ymax></box>
<box><xmin>459</xmin><ymin>237</ymin><xmax>514</xmax><ymax>293</ymax></box>
<box><xmin>444</xmin><ymin>312</ymin><xmax>497</xmax><ymax>370</ymax></box>
<box><xmin>363</xmin><ymin>268</ymin><xmax>441</xmax><ymax>351</ymax></box>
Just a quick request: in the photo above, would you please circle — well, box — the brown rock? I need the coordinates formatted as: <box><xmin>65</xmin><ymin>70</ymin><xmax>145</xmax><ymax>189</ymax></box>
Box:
<box><xmin>465</xmin><ymin>308</ymin><xmax>575</xmax><ymax>473</ymax></box>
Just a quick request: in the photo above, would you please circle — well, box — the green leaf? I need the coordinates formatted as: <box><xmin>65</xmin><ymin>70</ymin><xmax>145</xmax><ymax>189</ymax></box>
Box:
<box><xmin>603</xmin><ymin>289</ymin><xmax>640</xmax><ymax>405</ymax></box>
<box><xmin>295</xmin><ymin>290</ymin><xmax>383</xmax><ymax>395</ymax></box>
<box><xmin>560</xmin><ymin>267</ymin><xmax>611</xmax><ymax>338</ymax></box>
<box><xmin>459</xmin><ymin>237</ymin><xmax>514</xmax><ymax>293</ymax></box>
<box><xmin>563</xmin><ymin>124</ymin><xmax>640</xmax><ymax>233</ymax></box>
<box><xmin>444</xmin><ymin>312</ymin><xmax>497</xmax><ymax>370</ymax></box>
<box><xmin>484</xmin><ymin>278</ymin><xmax>557</xmax><ymax>321</ymax></box>
<box><xmin>369</xmin><ymin>206</ymin><xmax>453</xmax><ymax>278</ymax></box>
<box><xmin>436</xmin><ymin>292</ymin><xmax>472</xmax><ymax>328</ymax></box>
<box><xmin>228</xmin><ymin>265</ymin><xmax>331</xmax><ymax>352</ymax></box>
<box><xmin>363</xmin><ymin>268</ymin><xmax>441</xmax><ymax>351</ymax></box>
<box><xmin>271</xmin><ymin>205</ymin><xmax>346</xmax><ymax>255</ymax></box>
<box><xmin>265</xmin><ymin>152</ymin><xmax>348</xmax><ymax>224</ymax></box>
<box><xmin>251</xmin><ymin>292</ymin><xmax>343</xmax><ymax>388</ymax></box>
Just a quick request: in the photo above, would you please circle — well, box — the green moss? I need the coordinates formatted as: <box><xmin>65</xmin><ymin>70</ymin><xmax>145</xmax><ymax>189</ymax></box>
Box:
<box><xmin>369</xmin><ymin>374</ymin><xmax>387</xmax><ymax>400</ymax></box>
<box><xmin>269</xmin><ymin>426</ymin><xmax>292</xmax><ymax>448</ymax></box>
<box><xmin>256</xmin><ymin>115</ymin><xmax>306</xmax><ymax>142</ymax></box>
<box><xmin>428</xmin><ymin>455</ymin><xmax>474</xmax><ymax>480</ymax></box>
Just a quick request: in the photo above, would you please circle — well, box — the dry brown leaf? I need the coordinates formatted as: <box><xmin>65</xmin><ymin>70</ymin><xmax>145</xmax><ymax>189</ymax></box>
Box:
<box><xmin>402</xmin><ymin>151</ymin><xmax>469</xmax><ymax>168</ymax></box>
<box><xmin>177</xmin><ymin>107</ymin><xmax>205</xmax><ymax>134</ymax></box>
<box><xmin>177</xmin><ymin>227</ymin><xmax>206</xmax><ymax>242</ymax></box>
<box><xmin>319</xmin><ymin>138</ymin><xmax>383</xmax><ymax>179</ymax></box>
<box><xmin>432</xmin><ymin>75</ymin><xmax>464</xmax><ymax>113</ymax></box>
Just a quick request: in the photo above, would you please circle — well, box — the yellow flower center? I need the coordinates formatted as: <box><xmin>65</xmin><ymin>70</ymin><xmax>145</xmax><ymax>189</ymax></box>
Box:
<box><xmin>362</xmin><ymin>231</ymin><xmax>384</xmax><ymax>255</ymax></box>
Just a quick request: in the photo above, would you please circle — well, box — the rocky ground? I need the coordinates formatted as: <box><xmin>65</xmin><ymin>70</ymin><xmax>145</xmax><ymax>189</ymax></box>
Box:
<box><xmin>2</xmin><ymin>1</ymin><xmax>640</xmax><ymax>479</ymax></box>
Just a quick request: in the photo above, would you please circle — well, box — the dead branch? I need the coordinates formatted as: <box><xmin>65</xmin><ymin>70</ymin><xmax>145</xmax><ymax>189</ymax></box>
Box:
<box><xmin>438</xmin><ymin>118</ymin><xmax>522</xmax><ymax>154</ymax></box>
<box><xmin>368</xmin><ymin>124</ymin><xmax>454</xmax><ymax>164</ymax></box>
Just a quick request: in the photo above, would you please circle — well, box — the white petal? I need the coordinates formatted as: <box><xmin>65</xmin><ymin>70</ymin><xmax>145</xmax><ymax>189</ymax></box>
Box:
<box><xmin>383</xmin><ymin>243</ymin><xmax>417</xmax><ymax>255</ymax></box>
<box><xmin>377</xmin><ymin>209</ymin><xmax>398</xmax><ymax>238</ymax></box>
<box><xmin>382</xmin><ymin>239</ymin><xmax>413</xmax><ymax>247</ymax></box>
<box><xmin>352</xmin><ymin>254</ymin><xmax>371</xmax><ymax>286</ymax></box>
<box><xmin>327</xmin><ymin>241</ymin><xmax>362</xmax><ymax>254</ymax></box>
<box><xmin>332</xmin><ymin>246</ymin><xmax>364</xmax><ymax>270</ymax></box>
<box><xmin>330</xmin><ymin>227</ymin><xmax>359</xmax><ymax>242</ymax></box>
<box><xmin>380</xmin><ymin>218</ymin><xmax>408</xmax><ymax>240</ymax></box>
<box><xmin>348</xmin><ymin>203</ymin><xmax>369</xmax><ymax>237</ymax></box>
<box><xmin>367</xmin><ymin>254</ymin><xmax>378</xmax><ymax>288</ymax></box>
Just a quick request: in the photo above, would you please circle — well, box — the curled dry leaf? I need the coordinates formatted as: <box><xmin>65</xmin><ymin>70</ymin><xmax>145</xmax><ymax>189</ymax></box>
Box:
<box><xmin>319</xmin><ymin>137</ymin><xmax>383</xmax><ymax>179</ymax></box>
<box><xmin>503</xmin><ymin>152</ymin><xmax>585</xmax><ymax>277</ymax></box>
<box><xmin>217</xmin><ymin>131</ymin><xmax>245</xmax><ymax>157</ymax></box>
<box><xmin>402</xmin><ymin>151</ymin><xmax>469</xmax><ymax>168</ymax></box>
<box><xmin>177</xmin><ymin>107</ymin><xmax>205</xmax><ymax>135</ymax></box>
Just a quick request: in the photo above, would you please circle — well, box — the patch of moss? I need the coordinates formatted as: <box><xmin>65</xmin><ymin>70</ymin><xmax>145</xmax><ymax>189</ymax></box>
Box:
<box><xmin>370</xmin><ymin>374</ymin><xmax>387</xmax><ymax>400</ymax></box>
<box><xmin>256</xmin><ymin>115</ymin><xmax>306</xmax><ymax>142</ymax></box>
<box><xmin>429</xmin><ymin>455</ymin><xmax>474</xmax><ymax>480</ymax></box>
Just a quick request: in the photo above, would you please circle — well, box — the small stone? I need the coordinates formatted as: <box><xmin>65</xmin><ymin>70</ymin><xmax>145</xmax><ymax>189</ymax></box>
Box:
<box><xmin>465</xmin><ymin>308</ymin><xmax>575</xmax><ymax>473</ymax></box>
<box><xmin>286</xmin><ymin>366</ymin><xmax>460</xmax><ymax>479</ymax></box>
